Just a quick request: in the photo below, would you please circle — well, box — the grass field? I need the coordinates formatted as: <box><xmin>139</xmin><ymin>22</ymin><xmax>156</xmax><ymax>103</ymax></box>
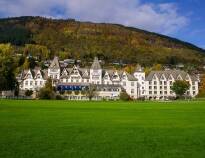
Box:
<box><xmin>0</xmin><ymin>100</ymin><xmax>205</xmax><ymax>158</ymax></box>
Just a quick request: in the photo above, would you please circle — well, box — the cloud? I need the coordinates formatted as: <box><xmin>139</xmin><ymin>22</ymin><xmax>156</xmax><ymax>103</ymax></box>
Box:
<box><xmin>0</xmin><ymin>0</ymin><xmax>188</xmax><ymax>35</ymax></box>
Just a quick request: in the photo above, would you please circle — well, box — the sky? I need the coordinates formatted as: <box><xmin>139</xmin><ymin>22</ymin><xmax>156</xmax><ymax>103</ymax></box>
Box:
<box><xmin>0</xmin><ymin>0</ymin><xmax>205</xmax><ymax>49</ymax></box>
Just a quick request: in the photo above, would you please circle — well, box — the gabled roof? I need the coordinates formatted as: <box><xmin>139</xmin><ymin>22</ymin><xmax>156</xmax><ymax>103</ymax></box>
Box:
<box><xmin>146</xmin><ymin>70</ymin><xmax>198</xmax><ymax>81</ymax></box>
<box><xmin>19</xmin><ymin>68</ymin><xmax>48</xmax><ymax>80</ymax></box>
<box><xmin>49</xmin><ymin>56</ymin><xmax>60</xmax><ymax>69</ymax></box>
<box><xmin>91</xmin><ymin>57</ymin><xmax>101</xmax><ymax>70</ymax></box>
<box><xmin>102</xmin><ymin>69</ymin><xmax>137</xmax><ymax>81</ymax></box>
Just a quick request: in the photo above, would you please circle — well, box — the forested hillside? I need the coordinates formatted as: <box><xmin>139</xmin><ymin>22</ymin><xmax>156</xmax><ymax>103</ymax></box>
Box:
<box><xmin>0</xmin><ymin>16</ymin><xmax>205</xmax><ymax>66</ymax></box>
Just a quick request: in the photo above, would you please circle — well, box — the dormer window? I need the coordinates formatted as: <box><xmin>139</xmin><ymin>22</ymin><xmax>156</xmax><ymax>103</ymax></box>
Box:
<box><xmin>177</xmin><ymin>75</ymin><xmax>182</xmax><ymax>80</ymax></box>
<box><xmin>122</xmin><ymin>75</ymin><xmax>126</xmax><ymax>80</ymax></box>
<box><xmin>160</xmin><ymin>75</ymin><xmax>165</xmax><ymax>80</ymax></box>
<box><xmin>113</xmin><ymin>75</ymin><xmax>118</xmax><ymax>79</ymax></box>
<box><xmin>104</xmin><ymin>75</ymin><xmax>108</xmax><ymax>80</ymax></box>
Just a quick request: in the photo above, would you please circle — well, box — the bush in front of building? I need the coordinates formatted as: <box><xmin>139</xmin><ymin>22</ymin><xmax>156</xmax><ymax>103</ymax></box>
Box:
<box><xmin>25</xmin><ymin>90</ymin><xmax>33</xmax><ymax>96</ymax></box>
<box><xmin>67</xmin><ymin>90</ymin><xmax>73</xmax><ymax>95</ymax></box>
<box><xmin>74</xmin><ymin>90</ymin><xmax>80</xmax><ymax>95</ymax></box>
<box><xmin>137</xmin><ymin>96</ymin><xmax>145</xmax><ymax>101</ymax></box>
<box><xmin>38</xmin><ymin>78</ymin><xmax>55</xmax><ymax>99</ymax></box>
<box><xmin>56</xmin><ymin>95</ymin><xmax>64</xmax><ymax>100</ymax></box>
<box><xmin>120</xmin><ymin>90</ymin><xmax>131</xmax><ymax>101</ymax></box>
<box><xmin>38</xmin><ymin>88</ymin><xmax>55</xmax><ymax>99</ymax></box>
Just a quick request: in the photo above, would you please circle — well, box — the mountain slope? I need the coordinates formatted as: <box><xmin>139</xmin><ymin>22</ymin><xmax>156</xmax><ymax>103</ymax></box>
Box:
<box><xmin>0</xmin><ymin>16</ymin><xmax>204</xmax><ymax>66</ymax></box>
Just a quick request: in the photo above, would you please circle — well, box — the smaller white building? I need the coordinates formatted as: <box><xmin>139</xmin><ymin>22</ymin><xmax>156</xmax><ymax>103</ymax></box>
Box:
<box><xmin>145</xmin><ymin>70</ymin><xmax>199</xmax><ymax>100</ymax></box>
<box><xmin>18</xmin><ymin>68</ymin><xmax>47</xmax><ymax>91</ymax></box>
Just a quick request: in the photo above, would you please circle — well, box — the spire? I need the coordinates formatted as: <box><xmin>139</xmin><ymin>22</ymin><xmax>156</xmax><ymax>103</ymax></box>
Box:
<box><xmin>91</xmin><ymin>57</ymin><xmax>101</xmax><ymax>70</ymax></box>
<box><xmin>49</xmin><ymin>56</ymin><xmax>60</xmax><ymax>69</ymax></box>
<box><xmin>135</xmin><ymin>64</ymin><xmax>143</xmax><ymax>72</ymax></box>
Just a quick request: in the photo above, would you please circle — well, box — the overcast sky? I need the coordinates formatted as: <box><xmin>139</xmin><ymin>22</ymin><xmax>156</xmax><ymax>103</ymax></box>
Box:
<box><xmin>0</xmin><ymin>0</ymin><xmax>205</xmax><ymax>48</ymax></box>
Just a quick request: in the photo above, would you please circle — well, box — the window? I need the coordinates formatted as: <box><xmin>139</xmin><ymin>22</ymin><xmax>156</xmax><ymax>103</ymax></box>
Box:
<box><xmin>131</xmin><ymin>89</ymin><xmax>134</xmax><ymax>94</ymax></box>
<box><xmin>164</xmin><ymin>81</ymin><xmax>167</xmax><ymax>85</ymax></box>
<box><xmin>35</xmin><ymin>81</ymin><xmax>37</xmax><ymax>86</ymax></box>
<box><xmin>30</xmin><ymin>81</ymin><xmax>33</xmax><ymax>86</ymax></box>
<box><xmin>149</xmin><ymin>86</ymin><xmax>152</xmax><ymax>89</ymax></box>
<box><xmin>149</xmin><ymin>81</ymin><xmax>152</xmax><ymax>84</ymax></box>
<box><xmin>154</xmin><ymin>86</ymin><xmax>157</xmax><ymax>89</ymax></box>
<box><xmin>131</xmin><ymin>82</ymin><xmax>134</xmax><ymax>86</ymax></box>
<box><xmin>25</xmin><ymin>81</ymin><xmax>28</xmax><ymax>86</ymax></box>
<box><xmin>154</xmin><ymin>81</ymin><xmax>157</xmax><ymax>85</ymax></box>
<box><xmin>154</xmin><ymin>91</ymin><xmax>157</xmax><ymax>94</ymax></box>
<box><xmin>149</xmin><ymin>91</ymin><xmax>152</xmax><ymax>94</ymax></box>
<box><xmin>122</xmin><ymin>75</ymin><xmax>126</xmax><ymax>80</ymax></box>
<box><xmin>40</xmin><ymin>81</ymin><xmax>42</xmax><ymax>85</ymax></box>
<box><xmin>160</xmin><ymin>81</ymin><xmax>163</xmax><ymax>85</ymax></box>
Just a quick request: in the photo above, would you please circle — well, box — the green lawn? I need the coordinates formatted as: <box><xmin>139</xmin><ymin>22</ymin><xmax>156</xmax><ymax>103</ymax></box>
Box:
<box><xmin>0</xmin><ymin>100</ymin><xmax>205</xmax><ymax>158</ymax></box>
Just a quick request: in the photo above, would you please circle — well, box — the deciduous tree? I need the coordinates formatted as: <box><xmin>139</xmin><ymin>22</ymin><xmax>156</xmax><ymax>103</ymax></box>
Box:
<box><xmin>171</xmin><ymin>80</ymin><xmax>190</xmax><ymax>98</ymax></box>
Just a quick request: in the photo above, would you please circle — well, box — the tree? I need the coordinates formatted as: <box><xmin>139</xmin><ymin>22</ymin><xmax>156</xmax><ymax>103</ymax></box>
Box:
<box><xmin>152</xmin><ymin>64</ymin><xmax>163</xmax><ymax>71</ymax></box>
<box><xmin>171</xmin><ymin>80</ymin><xmax>190</xmax><ymax>98</ymax></box>
<box><xmin>124</xmin><ymin>65</ymin><xmax>135</xmax><ymax>74</ymax></box>
<box><xmin>84</xmin><ymin>84</ymin><xmax>98</xmax><ymax>101</ymax></box>
<box><xmin>0</xmin><ymin>43</ymin><xmax>14</xmax><ymax>56</ymax></box>
<box><xmin>38</xmin><ymin>78</ymin><xmax>55</xmax><ymax>99</ymax></box>
<box><xmin>0</xmin><ymin>56</ymin><xmax>17</xmax><ymax>91</ymax></box>
<box><xmin>198</xmin><ymin>75</ymin><xmax>205</xmax><ymax>97</ymax></box>
<box><xmin>23</xmin><ymin>57</ymin><xmax>36</xmax><ymax>69</ymax></box>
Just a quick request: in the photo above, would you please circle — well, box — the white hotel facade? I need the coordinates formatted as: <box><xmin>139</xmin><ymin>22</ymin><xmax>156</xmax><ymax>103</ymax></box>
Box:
<box><xmin>17</xmin><ymin>57</ymin><xmax>199</xmax><ymax>100</ymax></box>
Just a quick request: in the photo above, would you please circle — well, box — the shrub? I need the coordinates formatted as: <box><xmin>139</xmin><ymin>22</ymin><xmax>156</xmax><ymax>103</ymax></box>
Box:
<box><xmin>38</xmin><ymin>88</ymin><xmax>55</xmax><ymax>99</ymax></box>
<box><xmin>120</xmin><ymin>91</ymin><xmax>131</xmax><ymax>101</ymax></box>
<box><xmin>67</xmin><ymin>90</ymin><xmax>72</xmax><ymax>95</ymax></box>
<box><xmin>59</xmin><ymin>90</ymin><xmax>65</xmax><ymax>95</ymax></box>
<box><xmin>56</xmin><ymin>95</ymin><xmax>64</xmax><ymax>100</ymax></box>
<box><xmin>167</xmin><ymin>96</ymin><xmax>176</xmax><ymax>100</ymax></box>
<box><xmin>74</xmin><ymin>90</ymin><xmax>80</xmax><ymax>95</ymax></box>
<box><xmin>25</xmin><ymin>90</ymin><xmax>33</xmax><ymax>96</ymax></box>
<box><xmin>137</xmin><ymin>96</ymin><xmax>145</xmax><ymax>101</ymax></box>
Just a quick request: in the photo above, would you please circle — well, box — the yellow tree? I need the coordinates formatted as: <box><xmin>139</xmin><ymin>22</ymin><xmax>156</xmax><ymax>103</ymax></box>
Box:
<box><xmin>0</xmin><ymin>43</ymin><xmax>14</xmax><ymax>56</ymax></box>
<box><xmin>198</xmin><ymin>75</ymin><xmax>205</xmax><ymax>97</ymax></box>
<box><xmin>152</xmin><ymin>64</ymin><xmax>162</xmax><ymax>71</ymax></box>
<box><xmin>124</xmin><ymin>65</ymin><xmax>135</xmax><ymax>74</ymax></box>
